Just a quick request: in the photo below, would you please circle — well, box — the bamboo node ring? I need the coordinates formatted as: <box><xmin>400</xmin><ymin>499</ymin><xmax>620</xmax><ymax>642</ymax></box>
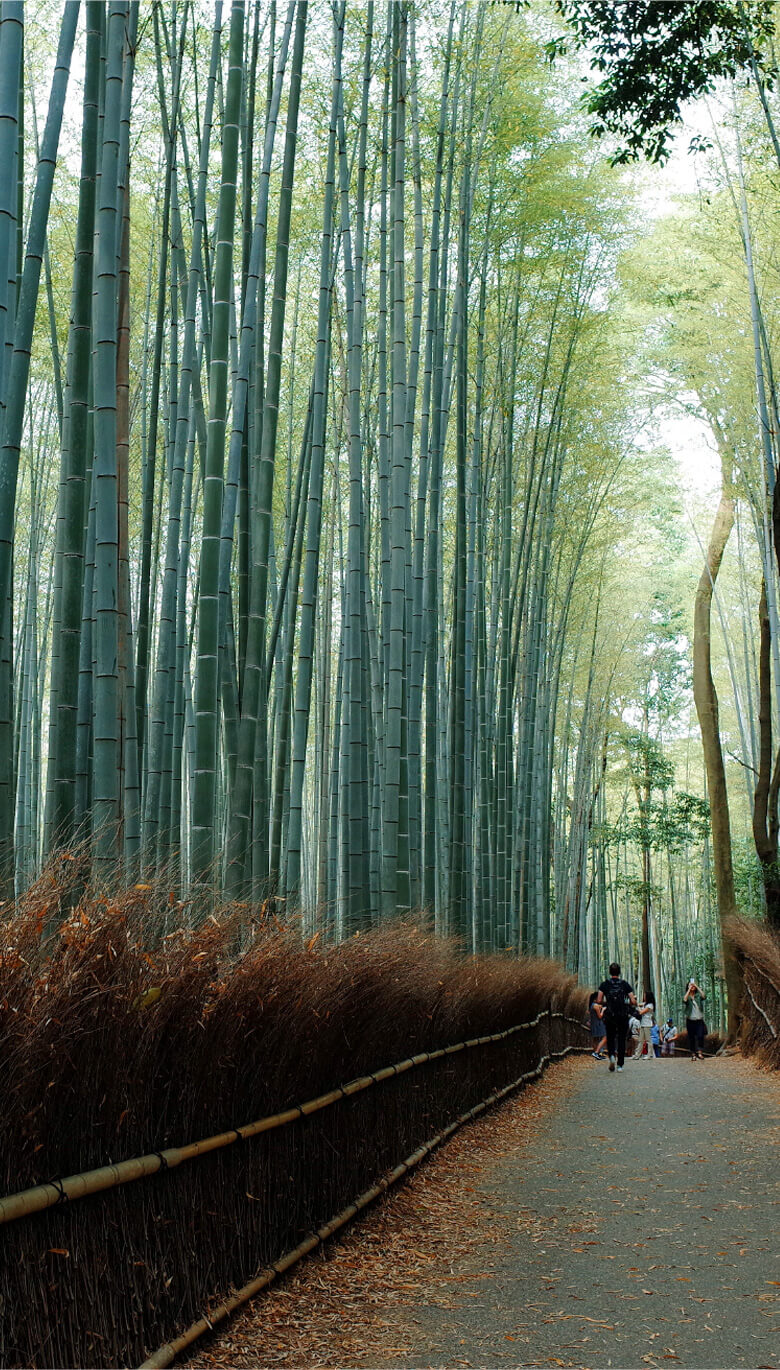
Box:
<box><xmin>49</xmin><ymin>1177</ymin><xmax>68</xmax><ymax>1206</ymax></box>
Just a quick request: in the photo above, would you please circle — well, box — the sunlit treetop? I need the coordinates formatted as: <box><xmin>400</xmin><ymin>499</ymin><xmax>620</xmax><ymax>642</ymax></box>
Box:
<box><xmin>543</xmin><ymin>0</ymin><xmax>776</xmax><ymax>163</ymax></box>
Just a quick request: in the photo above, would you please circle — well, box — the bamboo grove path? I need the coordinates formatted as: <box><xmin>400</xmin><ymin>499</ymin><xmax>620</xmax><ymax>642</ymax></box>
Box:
<box><xmin>185</xmin><ymin>1057</ymin><xmax>780</xmax><ymax>1370</ymax></box>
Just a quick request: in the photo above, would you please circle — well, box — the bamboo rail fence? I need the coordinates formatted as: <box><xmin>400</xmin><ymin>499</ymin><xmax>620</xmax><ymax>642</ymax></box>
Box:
<box><xmin>0</xmin><ymin>1003</ymin><xmax>589</xmax><ymax>1369</ymax></box>
<box><xmin>0</xmin><ymin>1008</ymin><xmax>557</xmax><ymax>1227</ymax></box>
<box><xmin>141</xmin><ymin>1039</ymin><xmax>583</xmax><ymax>1369</ymax></box>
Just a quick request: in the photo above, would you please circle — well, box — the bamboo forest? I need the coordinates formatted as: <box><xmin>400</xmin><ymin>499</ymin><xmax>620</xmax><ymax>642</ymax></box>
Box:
<box><xmin>2</xmin><ymin>5</ymin><xmax>780</xmax><ymax>1367</ymax></box>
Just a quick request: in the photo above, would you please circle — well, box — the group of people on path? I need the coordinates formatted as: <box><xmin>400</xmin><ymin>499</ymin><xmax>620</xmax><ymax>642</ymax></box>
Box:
<box><xmin>588</xmin><ymin>963</ymin><xmax>708</xmax><ymax>1070</ymax></box>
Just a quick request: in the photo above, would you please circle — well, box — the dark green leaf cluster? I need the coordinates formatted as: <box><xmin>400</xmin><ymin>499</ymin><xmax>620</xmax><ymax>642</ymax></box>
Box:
<box><xmin>613</xmin><ymin>872</ymin><xmax>664</xmax><ymax>904</ymax></box>
<box><xmin>652</xmin><ymin>790</ymin><xmax>711</xmax><ymax>849</ymax></box>
<box><xmin>623</xmin><ymin>729</ymin><xmax>676</xmax><ymax>792</ymax></box>
<box><xmin>596</xmin><ymin>788</ymin><xmax>710</xmax><ymax>854</ymax></box>
<box><xmin>549</xmin><ymin>1</ymin><xmax>776</xmax><ymax>163</ymax></box>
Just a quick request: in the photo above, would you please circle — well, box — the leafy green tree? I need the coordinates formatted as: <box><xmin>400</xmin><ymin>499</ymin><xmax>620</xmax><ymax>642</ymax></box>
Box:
<box><xmin>549</xmin><ymin>0</ymin><xmax>775</xmax><ymax>163</ymax></box>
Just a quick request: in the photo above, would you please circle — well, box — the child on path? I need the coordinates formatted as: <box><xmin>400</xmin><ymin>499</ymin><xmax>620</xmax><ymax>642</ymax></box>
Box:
<box><xmin>628</xmin><ymin>1012</ymin><xmax>640</xmax><ymax>1057</ymax></box>
<box><xmin>588</xmin><ymin>991</ymin><xmax>607</xmax><ymax>1059</ymax></box>
<box><xmin>595</xmin><ymin>962</ymin><xmax>637</xmax><ymax>1072</ymax></box>
<box><xmin>661</xmin><ymin>1019</ymin><xmax>678</xmax><ymax>1056</ymax></box>
<box><xmin>651</xmin><ymin>1019</ymin><xmax>661</xmax><ymax>1057</ymax></box>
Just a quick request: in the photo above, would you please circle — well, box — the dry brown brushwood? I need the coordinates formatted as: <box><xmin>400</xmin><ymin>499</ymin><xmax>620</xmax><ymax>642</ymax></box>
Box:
<box><xmin>726</xmin><ymin>916</ymin><xmax>780</xmax><ymax>1070</ymax></box>
<box><xmin>0</xmin><ymin>861</ymin><xmax>588</xmax><ymax>1369</ymax></box>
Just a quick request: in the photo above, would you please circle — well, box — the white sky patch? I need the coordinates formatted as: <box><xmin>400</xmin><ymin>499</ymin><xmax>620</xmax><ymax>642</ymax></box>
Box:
<box><xmin>656</xmin><ymin>405</ymin><xmax>722</xmax><ymax>506</ymax></box>
<box><xmin>626</xmin><ymin>99</ymin><xmax>729</xmax><ymax>512</ymax></box>
<box><xmin>636</xmin><ymin>144</ymin><xmax>703</xmax><ymax>221</ymax></box>
<box><xmin>634</xmin><ymin>97</ymin><xmax>720</xmax><ymax>222</ymax></box>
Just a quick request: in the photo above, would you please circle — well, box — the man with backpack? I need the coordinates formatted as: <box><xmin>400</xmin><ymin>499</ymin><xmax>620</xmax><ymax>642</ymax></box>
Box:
<box><xmin>595</xmin><ymin>962</ymin><xmax>637</xmax><ymax>1072</ymax></box>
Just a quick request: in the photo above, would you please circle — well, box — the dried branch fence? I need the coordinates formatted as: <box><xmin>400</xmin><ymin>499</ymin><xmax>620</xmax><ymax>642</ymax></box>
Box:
<box><xmin>0</xmin><ymin>891</ymin><xmax>589</xmax><ymax>1369</ymax></box>
<box><xmin>0</xmin><ymin>1008</ymin><xmax>587</xmax><ymax>1369</ymax></box>
<box><xmin>728</xmin><ymin>919</ymin><xmax>780</xmax><ymax>1067</ymax></box>
<box><xmin>742</xmin><ymin>957</ymin><xmax>779</xmax><ymax>1042</ymax></box>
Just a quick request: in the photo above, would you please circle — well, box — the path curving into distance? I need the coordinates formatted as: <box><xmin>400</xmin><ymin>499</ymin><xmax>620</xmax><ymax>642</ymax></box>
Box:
<box><xmin>186</xmin><ymin>1056</ymin><xmax>779</xmax><ymax>1370</ymax></box>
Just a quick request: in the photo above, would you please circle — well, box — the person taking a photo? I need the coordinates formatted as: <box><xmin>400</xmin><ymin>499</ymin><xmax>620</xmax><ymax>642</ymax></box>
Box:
<box><xmin>684</xmin><ymin>977</ymin><xmax>707</xmax><ymax>1060</ymax></box>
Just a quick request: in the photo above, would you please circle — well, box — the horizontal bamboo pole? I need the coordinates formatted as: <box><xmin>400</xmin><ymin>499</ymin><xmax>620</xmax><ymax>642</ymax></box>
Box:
<box><xmin>139</xmin><ymin>1043</ymin><xmax>586</xmax><ymax>1370</ymax></box>
<box><xmin>0</xmin><ymin>1007</ymin><xmax>587</xmax><ymax>1226</ymax></box>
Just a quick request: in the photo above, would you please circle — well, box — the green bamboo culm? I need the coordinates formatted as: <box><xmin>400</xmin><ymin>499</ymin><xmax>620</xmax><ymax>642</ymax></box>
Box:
<box><xmin>382</xmin><ymin>0</ymin><xmax>410</xmax><ymax>920</ymax></box>
<box><xmin>0</xmin><ymin>0</ymin><xmax>79</xmax><ymax>615</ymax></box>
<box><xmin>192</xmin><ymin>1</ymin><xmax>245</xmax><ymax>883</ymax></box>
<box><xmin>284</xmin><ymin>1</ymin><xmax>342</xmax><ymax>911</ymax></box>
<box><xmin>91</xmin><ymin>0</ymin><xmax>127</xmax><ymax>873</ymax></box>
<box><xmin>337</xmin><ymin>0</ymin><xmax>372</xmax><ymax>933</ymax></box>
<box><xmin>45</xmin><ymin>0</ymin><xmax>102</xmax><ymax>859</ymax></box>
<box><xmin>144</xmin><ymin>3</ymin><xmax>222</xmax><ymax>868</ymax></box>
<box><xmin>0</xmin><ymin>0</ymin><xmax>23</xmax><ymax>898</ymax></box>
<box><xmin>226</xmin><ymin>0</ymin><xmax>307</xmax><ymax>898</ymax></box>
<box><xmin>0</xmin><ymin>0</ymin><xmax>79</xmax><ymax>893</ymax></box>
<box><xmin>0</xmin><ymin>0</ymin><xmax>23</xmax><ymax>423</ymax></box>
<box><xmin>218</xmin><ymin>1</ymin><xmax>297</xmax><ymax>888</ymax></box>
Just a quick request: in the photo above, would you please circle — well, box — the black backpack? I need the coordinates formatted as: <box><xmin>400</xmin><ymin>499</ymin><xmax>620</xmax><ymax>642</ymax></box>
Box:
<box><xmin>602</xmin><ymin>978</ymin><xmax>630</xmax><ymax>1017</ymax></box>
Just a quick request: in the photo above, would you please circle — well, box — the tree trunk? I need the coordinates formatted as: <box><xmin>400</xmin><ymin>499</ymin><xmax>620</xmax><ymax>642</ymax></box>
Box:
<box><xmin>752</xmin><ymin>581</ymin><xmax>780</xmax><ymax>927</ymax></box>
<box><xmin>692</xmin><ymin>483</ymin><xmax>741</xmax><ymax>1039</ymax></box>
<box><xmin>192</xmin><ymin>0</ymin><xmax>244</xmax><ymax>883</ymax></box>
<box><xmin>641</xmin><ymin>839</ymin><xmax>652</xmax><ymax>997</ymax></box>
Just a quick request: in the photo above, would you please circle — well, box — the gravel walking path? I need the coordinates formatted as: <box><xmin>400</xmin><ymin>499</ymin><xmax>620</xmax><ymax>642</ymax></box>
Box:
<box><xmin>186</xmin><ymin>1055</ymin><xmax>779</xmax><ymax>1370</ymax></box>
